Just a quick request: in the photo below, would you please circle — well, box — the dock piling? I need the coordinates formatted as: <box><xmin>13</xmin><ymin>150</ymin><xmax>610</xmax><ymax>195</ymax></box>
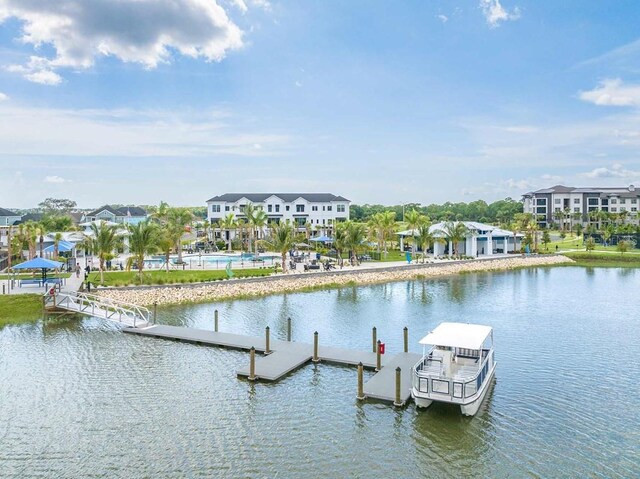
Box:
<box><xmin>376</xmin><ymin>340</ymin><xmax>382</xmax><ymax>371</ymax></box>
<box><xmin>249</xmin><ymin>347</ymin><xmax>256</xmax><ymax>381</ymax></box>
<box><xmin>403</xmin><ymin>327</ymin><xmax>408</xmax><ymax>353</ymax></box>
<box><xmin>153</xmin><ymin>302</ymin><xmax>157</xmax><ymax>324</ymax></box>
<box><xmin>393</xmin><ymin>367</ymin><xmax>402</xmax><ymax>407</ymax></box>
<box><xmin>265</xmin><ymin>326</ymin><xmax>271</xmax><ymax>354</ymax></box>
<box><xmin>372</xmin><ymin>326</ymin><xmax>377</xmax><ymax>353</ymax></box>
<box><xmin>357</xmin><ymin>362</ymin><xmax>365</xmax><ymax>400</ymax></box>
<box><xmin>287</xmin><ymin>317</ymin><xmax>292</xmax><ymax>341</ymax></box>
<box><xmin>214</xmin><ymin>309</ymin><xmax>219</xmax><ymax>332</ymax></box>
<box><xmin>313</xmin><ymin>331</ymin><xmax>320</xmax><ymax>363</ymax></box>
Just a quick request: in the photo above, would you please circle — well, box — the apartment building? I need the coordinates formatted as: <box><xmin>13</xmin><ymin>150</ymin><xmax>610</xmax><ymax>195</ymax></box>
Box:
<box><xmin>523</xmin><ymin>184</ymin><xmax>639</xmax><ymax>227</ymax></box>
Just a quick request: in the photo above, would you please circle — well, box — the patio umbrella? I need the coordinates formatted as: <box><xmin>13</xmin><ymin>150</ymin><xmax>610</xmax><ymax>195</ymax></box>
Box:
<box><xmin>12</xmin><ymin>257</ymin><xmax>64</xmax><ymax>284</ymax></box>
<box><xmin>43</xmin><ymin>240</ymin><xmax>74</xmax><ymax>253</ymax></box>
<box><xmin>295</xmin><ymin>242</ymin><xmax>310</xmax><ymax>248</ymax></box>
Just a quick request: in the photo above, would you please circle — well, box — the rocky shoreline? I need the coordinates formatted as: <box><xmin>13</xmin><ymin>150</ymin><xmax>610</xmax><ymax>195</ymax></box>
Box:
<box><xmin>96</xmin><ymin>255</ymin><xmax>573</xmax><ymax>306</ymax></box>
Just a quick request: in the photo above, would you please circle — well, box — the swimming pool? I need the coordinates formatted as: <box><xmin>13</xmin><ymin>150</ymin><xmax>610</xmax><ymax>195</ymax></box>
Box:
<box><xmin>144</xmin><ymin>253</ymin><xmax>278</xmax><ymax>266</ymax></box>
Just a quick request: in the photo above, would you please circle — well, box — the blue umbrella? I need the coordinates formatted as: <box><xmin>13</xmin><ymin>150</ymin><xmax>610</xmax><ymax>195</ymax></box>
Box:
<box><xmin>12</xmin><ymin>257</ymin><xmax>64</xmax><ymax>285</ymax></box>
<box><xmin>43</xmin><ymin>241</ymin><xmax>74</xmax><ymax>253</ymax></box>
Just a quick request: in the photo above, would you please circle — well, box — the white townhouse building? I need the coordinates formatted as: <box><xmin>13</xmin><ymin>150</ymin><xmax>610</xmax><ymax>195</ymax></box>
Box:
<box><xmin>523</xmin><ymin>184</ymin><xmax>640</xmax><ymax>228</ymax></box>
<box><xmin>206</xmin><ymin>193</ymin><xmax>350</xmax><ymax>237</ymax></box>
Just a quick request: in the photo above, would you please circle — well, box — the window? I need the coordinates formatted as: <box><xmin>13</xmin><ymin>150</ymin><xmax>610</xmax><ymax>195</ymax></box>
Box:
<box><xmin>327</xmin><ymin>206</ymin><xmax>332</xmax><ymax>211</ymax></box>
<box><xmin>574</xmin><ymin>207</ymin><xmax>580</xmax><ymax>213</ymax></box>
<box><xmin>554</xmin><ymin>198</ymin><xmax>561</xmax><ymax>204</ymax></box>
<box><xmin>632</xmin><ymin>207</ymin><xmax>638</xmax><ymax>212</ymax></box>
<box><xmin>588</xmin><ymin>198</ymin><xmax>598</xmax><ymax>205</ymax></box>
<box><xmin>275</xmin><ymin>205</ymin><xmax>280</xmax><ymax>212</ymax></box>
<box><xmin>620</xmin><ymin>207</ymin><xmax>626</xmax><ymax>212</ymax></box>
<box><xmin>268</xmin><ymin>204</ymin><xmax>272</xmax><ymax>213</ymax></box>
<box><xmin>611</xmin><ymin>198</ymin><xmax>617</xmax><ymax>204</ymax></box>
<box><xmin>337</xmin><ymin>204</ymin><xmax>346</xmax><ymax>213</ymax></box>
<box><xmin>295</xmin><ymin>217</ymin><xmax>305</xmax><ymax>226</ymax></box>
<box><xmin>536</xmin><ymin>207</ymin><xmax>546</xmax><ymax>214</ymax></box>
<box><xmin>312</xmin><ymin>205</ymin><xmax>318</xmax><ymax>211</ymax></box>
<box><xmin>296</xmin><ymin>205</ymin><xmax>305</xmax><ymax>213</ymax></box>
<box><xmin>536</xmin><ymin>198</ymin><xmax>546</xmax><ymax>205</ymax></box>
<box><xmin>322</xmin><ymin>219</ymin><xmax>325</xmax><ymax>225</ymax></box>
<box><xmin>632</xmin><ymin>198</ymin><xmax>638</xmax><ymax>204</ymax></box>
<box><xmin>322</xmin><ymin>206</ymin><xmax>326</xmax><ymax>211</ymax></box>
<box><xmin>225</xmin><ymin>206</ymin><xmax>230</xmax><ymax>211</ymax></box>
<box><xmin>573</xmin><ymin>198</ymin><xmax>580</xmax><ymax>204</ymax></box>
<box><xmin>211</xmin><ymin>205</ymin><xmax>221</xmax><ymax>213</ymax></box>
<box><xmin>555</xmin><ymin>207</ymin><xmax>561</xmax><ymax>212</ymax></box>
<box><xmin>285</xmin><ymin>205</ymin><xmax>290</xmax><ymax>211</ymax></box>
<box><xmin>239</xmin><ymin>205</ymin><xmax>246</xmax><ymax>212</ymax></box>
<box><xmin>327</xmin><ymin>219</ymin><xmax>333</xmax><ymax>225</ymax></box>
<box><xmin>611</xmin><ymin>207</ymin><xmax>617</xmax><ymax>212</ymax></box>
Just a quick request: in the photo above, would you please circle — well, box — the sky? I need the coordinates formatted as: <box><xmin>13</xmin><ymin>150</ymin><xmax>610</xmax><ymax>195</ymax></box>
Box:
<box><xmin>1</xmin><ymin>0</ymin><xmax>640</xmax><ymax>209</ymax></box>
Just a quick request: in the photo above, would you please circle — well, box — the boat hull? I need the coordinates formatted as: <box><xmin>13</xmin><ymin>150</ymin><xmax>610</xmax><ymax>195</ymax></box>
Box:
<box><xmin>414</xmin><ymin>396</ymin><xmax>433</xmax><ymax>409</ymax></box>
<box><xmin>460</xmin><ymin>366</ymin><xmax>495</xmax><ymax>416</ymax></box>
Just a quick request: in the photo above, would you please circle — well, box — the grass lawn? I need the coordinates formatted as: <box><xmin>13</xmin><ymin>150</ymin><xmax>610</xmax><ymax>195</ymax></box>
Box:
<box><xmin>0</xmin><ymin>295</ymin><xmax>43</xmax><ymax>327</ymax></box>
<box><xmin>88</xmin><ymin>267</ymin><xmax>275</xmax><ymax>287</ymax></box>
<box><xmin>563</xmin><ymin>251</ymin><xmax>640</xmax><ymax>268</ymax></box>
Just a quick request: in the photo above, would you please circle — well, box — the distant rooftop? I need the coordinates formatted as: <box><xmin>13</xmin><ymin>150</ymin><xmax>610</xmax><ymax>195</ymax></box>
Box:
<box><xmin>524</xmin><ymin>184</ymin><xmax>638</xmax><ymax>196</ymax></box>
<box><xmin>0</xmin><ymin>207</ymin><xmax>19</xmax><ymax>216</ymax></box>
<box><xmin>207</xmin><ymin>193</ymin><xmax>350</xmax><ymax>203</ymax></box>
<box><xmin>86</xmin><ymin>205</ymin><xmax>148</xmax><ymax>217</ymax></box>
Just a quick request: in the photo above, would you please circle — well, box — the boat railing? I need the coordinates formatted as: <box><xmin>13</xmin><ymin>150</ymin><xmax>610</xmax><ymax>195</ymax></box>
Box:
<box><xmin>413</xmin><ymin>349</ymin><xmax>494</xmax><ymax>401</ymax></box>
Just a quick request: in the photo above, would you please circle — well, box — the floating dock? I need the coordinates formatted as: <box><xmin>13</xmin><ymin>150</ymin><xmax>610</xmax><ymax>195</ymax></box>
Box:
<box><xmin>124</xmin><ymin>324</ymin><xmax>421</xmax><ymax>405</ymax></box>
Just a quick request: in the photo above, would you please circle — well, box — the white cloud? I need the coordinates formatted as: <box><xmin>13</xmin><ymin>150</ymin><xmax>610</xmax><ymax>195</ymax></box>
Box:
<box><xmin>581</xmin><ymin>163</ymin><xmax>640</xmax><ymax>179</ymax></box>
<box><xmin>0</xmin><ymin>92</ymin><xmax>8</xmax><ymax>101</ymax></box>
<box><xmin>579</xmin><ymin>79</ymin><xmax>640</xmax><ymax>107</ymax></box>
<box><xmin>479</xmin><ymin>0</ymin><xmax>520</xmax><ymax>28</ymax></box>
<box><xmin>437</xmin><ymin>14</ymin><xmax>448</xmax><ymax>23</ymax></box>
<box><xmin>44</xmin><ymin>175</ymin><xmax>69</xmax><ymax>184</ymax></box>
<box><xmin>502</xmin><ymin>125</ymin><xmax>538</xmax><ymax>134</ymax></box>
<box><xmin>0</xmin><ymin>104</ymin><xmax>290</xmax><ymax>158</ymax></box>
<box><xmin>295</xmin><ymin>80</ymin><xmax>302</xmax><ymax>87</ymax></box>
<box><xmin>1</xmin><ymin>0</ymin><xmax>244</xmax><ymax>84</ymax></box>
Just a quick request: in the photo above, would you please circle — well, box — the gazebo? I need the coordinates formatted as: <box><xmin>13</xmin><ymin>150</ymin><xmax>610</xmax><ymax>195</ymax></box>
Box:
<box><xmin>12</xmin><ymin>257</ymin><xmax>64</xmax><ymax>286</ymax></box>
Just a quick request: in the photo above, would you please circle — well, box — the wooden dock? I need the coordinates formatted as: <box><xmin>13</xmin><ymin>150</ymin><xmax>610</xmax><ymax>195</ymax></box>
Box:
<box><xmin>124</xmin><ymin>324</ymin><xmax>421</xmax><ymax>405</ymax></box>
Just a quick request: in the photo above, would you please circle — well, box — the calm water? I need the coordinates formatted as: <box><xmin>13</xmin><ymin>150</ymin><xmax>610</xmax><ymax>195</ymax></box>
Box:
<box><xmin>1</xmin><ymin>267</ymin><xmax>639</xmax><ymax>478</ymax></box>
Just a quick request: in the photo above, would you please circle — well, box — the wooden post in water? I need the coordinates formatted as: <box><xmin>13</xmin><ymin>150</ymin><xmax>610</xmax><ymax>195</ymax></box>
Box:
<box><xmin>372</xmin><ymin>326</ymin><xmax>377</xmax><ymax>353</ymax></box>
<box><xmin>376</xmin><ymin>340</ymin><xmax>382</xmax><ymax>371</ymax></box>
<box><xmin>313</xmin><ymin>331</ymin><xmax>320</xmax><ymax>363</ymax></box>
<box><xmin>249</xmin><ymin>347</ymin><xmax>256</xmax><ymax>381</ymax></box>
<box><xmin>214</xmin><ymin>309</ymin><xmax>219</xmax><ymax>332</ymax></box>
<box><xmin>287</xmin><ymin>317</ymin><xmax>292</xmax><ymax>341</ymax></box>
<box><xmin>357</xmin><ymin>362</ymin><xmax>365</xmax><ymax>400</ymax></box>
<box><xmin>394</xmin><ymin>367</ymin><xmax>402</xmax><ymax>407</ymax></box>
<box><xmin>153</xmin><ymin>302</ymin><xmax>158</xmax><ymax>324</ymax></box>
<box><xmin>403</xmin><ymin>327</ymin><xmax>408</xmax><ymax>353</ymax></box>
<box><xmin>265</xmin><ymin>326</ymin><xmax>271</xmax><ymax>354</ymax></box>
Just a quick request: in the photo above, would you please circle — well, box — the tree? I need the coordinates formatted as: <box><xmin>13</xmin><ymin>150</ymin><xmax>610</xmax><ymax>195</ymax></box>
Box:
<box><xmin>82</xmin><ymin>222</ymin><xmax>121</xmax><ymax>284</ymax></box>
<box><xmin>344</xmin><ymin>221</ymin><xmax>367</xmax><ymax>265</ymax></box>
<box><xmin>52</xmin><ymin>232</ymin><xmax>63</xmax><ymax>259</ymax></box>
<box><xmin>248</xmin><ymin>208</ymin><xmax>268</xmax><ymax>257</ymax></box>
<box><xmin>127</xmin><ymin>221</ymin><xmax>160</xmax><ymax>279</ymax></box>
<box><xmin>38</xmin><ymin>198</ymin><xmax>77</xmax><ymax>215</ymax></box>
<box><xmin>157</xmin><ymin>228</ymin><xmax>175</xmax><ymax>273</ymax></box>
<box><xmin>415</xmin><ymin>221</ymin><xmax>435</xmax><ymax>263</ymax></box>
<box><xmin>333</xmin><ymin>223</ymin><xmax>348</xmax><ymax>268</ymax></box>
<box><xmin>404</xmin><ymin>209</ymin><xmax>422</xmax><ymax>257</ymax></box>
<box><xmin>167</xmin><ymin>207</ymin><xmax>193</xmax><ymax>263</ymax></box>
<box><xmin>542</xmin><ymin>230</ymin><xmax>551</xmax><ymax>250</ymax></box>
<box><xmin>438</xmin><ymin>221</ymin><xmax>470</xmax><ymax>256</ymax></box>
<box><xmin>218</xmin><ymin>214</ymin><xmax>237</xmax><ymax>252</ymax></box>
<box><xmin>265</xmin><ymin>221</ymin><xmax>295</xmax><ymax>273</ymax></box>
<box><xmin>585</xmin><ymin>237</ymin><xmax>596</xmax><ymax>252</ymax></box>
<box><xmin>617</xmin><ymin>240</ymin><xmax>629</xmax><ymax>255</ymax></box>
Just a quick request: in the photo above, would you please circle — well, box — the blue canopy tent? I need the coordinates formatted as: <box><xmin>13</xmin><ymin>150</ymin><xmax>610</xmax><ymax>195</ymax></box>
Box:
<box><xmin>12</xmin><ymin>258</ymin><xmax>64</xmax><ymax>285</ymax></box>
<box><xmin>43</xmin><ymin>241</ymin><xmax>74</xmax><ymax>254</ymax></box>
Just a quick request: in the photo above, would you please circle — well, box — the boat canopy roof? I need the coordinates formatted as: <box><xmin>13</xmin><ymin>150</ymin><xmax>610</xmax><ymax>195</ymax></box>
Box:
<box><xmin>418</xmin><ymin>322</ymin><xmax>493</xmax><ymax>350</ymax></box>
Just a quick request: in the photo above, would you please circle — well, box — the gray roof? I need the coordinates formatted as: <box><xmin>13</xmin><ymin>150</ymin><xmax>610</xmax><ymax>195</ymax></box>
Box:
<box><xmin>525</xmin><ymin>185</ymin><xmax>638</xmax><ymax>196</ymax></box>
<box><xmin>0</xmin><ymin>207</ymin><xmax>19</xmax><ymax>217</ymax></box>
<box><xmin>87</xmin><ymin>205</ymin><xmax>147</xmax><ymax>217</ymax></box>
<box><xmin>207</xmin><ymin>193</ymin><xmax>350</xmax><ymax>203</ymax></box>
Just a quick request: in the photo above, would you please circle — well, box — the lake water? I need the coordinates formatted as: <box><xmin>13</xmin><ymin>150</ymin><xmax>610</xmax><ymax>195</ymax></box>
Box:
<box><xmin>1</xmin><ymin>267</ymin><xmax>638</xmax><ymax>478</ymax></box>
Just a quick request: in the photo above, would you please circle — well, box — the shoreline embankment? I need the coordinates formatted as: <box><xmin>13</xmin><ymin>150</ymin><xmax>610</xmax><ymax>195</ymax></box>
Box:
<box><xmin>96</xmin><ymin>255</ymin><xmax>574</xmax><ymax>306</ymax></box>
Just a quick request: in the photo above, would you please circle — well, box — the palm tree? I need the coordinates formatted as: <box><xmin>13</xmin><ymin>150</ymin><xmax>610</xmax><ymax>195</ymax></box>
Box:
<box><xmin>157</xmin><ymin>228</ymin><xmax>175</xmax><ymax>273</ymax></box>
<box><xmin>251</xmin><ymin>209</ymin><xmax>268</xmax><ymax>257</ymax></box>
<box><xmin>82</xmin><ymin>222</ymin><xmax>121</xmax><ymax>284</ymax></box>
<box><xmin>380</xmin><ymin>211</ymin><xmax>396</xmax><ymax>257</ymax></box>
<box><xmin>344</xmin><ymin>222</ymin><xmax>366</xmax><ymax>265</ymax></box>
<box><xmin>167</xmin><ymin>207</ymin><xmax>193</xmax><ymax>263</ymax></box>
<box><xmin>127</xmin><ymin>221</ymin><xmax>160</xmax><ymax>279</ymax></box>
<box><xmin>415</xmin><ymin>221</ymin><xmax>435</xmax><ymax>263</ymax></box>
<box><xmin>265</xmin><ymin>221</ymin><xmax>295</xmax><ymax>273</ymax></box>
<box><xmin>53</xmin><ymin>232</ymin><xmax>63</xmax><ymax>259</ymax></box>
<box><xmin>333</xmin><ymin>223</ymin><xmax>348</xmax><ymax>268</ymax></box>
<box><xmin>404</xmin><ymin>209</ymin><xmax>422</xmax><ymax>257</ymax></box>
<box><xmin>218</xmin><ymin>214</ymin><xmax>237</xmax><ymax>251</ymax></box>
<box><xmin>438</xmin><ymin>221</ymin><xmax>469</xmax><ymax>256</ymax></box>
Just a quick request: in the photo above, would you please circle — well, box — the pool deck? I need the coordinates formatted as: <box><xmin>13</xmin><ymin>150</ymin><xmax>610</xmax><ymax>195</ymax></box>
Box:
<box><xmin>123</xmin><ymin>324</ymin><xmax>420</xmax><ymax>404</ymax></box>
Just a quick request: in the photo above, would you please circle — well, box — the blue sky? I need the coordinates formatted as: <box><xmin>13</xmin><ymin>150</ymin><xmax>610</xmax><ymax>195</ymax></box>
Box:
<box><xmin>1</xmin><ymin>0</ymin><xmax>640</xmax><ymax>209</ymax></box>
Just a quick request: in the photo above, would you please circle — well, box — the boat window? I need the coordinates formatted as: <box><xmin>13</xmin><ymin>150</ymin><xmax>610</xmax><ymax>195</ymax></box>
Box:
<box><xmin>432</xmin><ymin>379</ymin><xmax>449</xmax><ymax>395</ymax></box>
<box><xmin>453</xmin><ymin>382</ymin><xmax>463</xmax><ymax>398</ymax></box>
<box><xmin>465</xmin><ymin>381</ymin><xmax>477</xmax><ymax>398</ymax></box>
<box><xmin>419</xmin><ymin>378</ymin><xmax>429</xmax><ymax>393</ymax></box>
